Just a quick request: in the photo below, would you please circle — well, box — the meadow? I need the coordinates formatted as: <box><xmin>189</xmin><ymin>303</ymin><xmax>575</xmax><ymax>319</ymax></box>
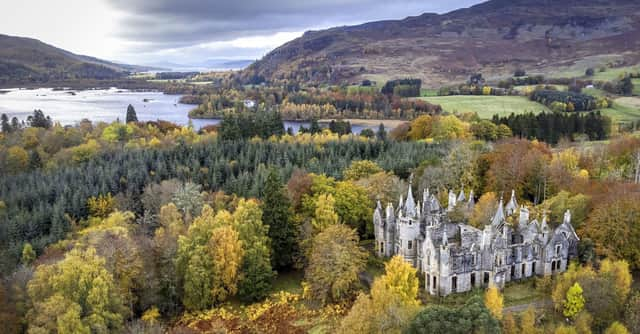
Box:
<box><xmin>419</xmin><ymin>95</ymin><xmax>550</xmax><ymax>118</ymax></box>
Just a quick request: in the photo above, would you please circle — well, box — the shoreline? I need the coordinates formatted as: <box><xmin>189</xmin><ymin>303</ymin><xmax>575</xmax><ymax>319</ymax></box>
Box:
<box><xmin>188</xmin><ymin>115</ymin><xmax>407</xmax><ymax>128</ymax></box>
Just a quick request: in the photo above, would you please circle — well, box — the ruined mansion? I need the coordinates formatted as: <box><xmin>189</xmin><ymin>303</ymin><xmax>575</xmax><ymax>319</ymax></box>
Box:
<box><xmin>373</xmin><ymin>185</ymin><xmax>579</xmax><ymax>296</ymax></box>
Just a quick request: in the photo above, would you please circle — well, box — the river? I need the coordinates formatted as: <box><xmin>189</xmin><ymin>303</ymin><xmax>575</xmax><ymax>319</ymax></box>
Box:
<box><xmin>0</xmin><ymin>88</ymin><xmax>391</xmax><ymax>133</ymax></box>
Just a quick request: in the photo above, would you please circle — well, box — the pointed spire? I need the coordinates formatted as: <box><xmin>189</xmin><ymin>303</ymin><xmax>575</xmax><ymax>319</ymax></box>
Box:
<box><xmin>563</xmin><ymin>210</ymin><xmax>571</xmax><ymax>225</ymax></box>
<box><xmin>457</xmin><ymin>187</ymin><xmax>466</xmax><ymax>202</ymax></box>
<box><xmin>541</xmin><ymin>211</ymin><xmax>549</xmax><ymax>231</ymax></box>
<box><xmin>505</xmin><ymin>189</ymin><xmax>518</xmax><ymax>216</ymax></box>
<box><xmin>491</xmin><ymin>196</ymin><xmax>505</xmax><ymax>227</ymax></box>
<box><xmin>405</xmin><ymin>178</ymin><xmax>416</xmax><ymax>217</ymax></box>
<box><xmin>386</xmin><ymin>203</ymin><xmax>395</xmax><ymax>223</ymax></box>
<box><xmin>398</xmin><ymin>194</ymin><xmax>403</xmax><ymax>213</ymax></box>
<box><xmin>448</xmin><ymin>189</ymin><xmax>457</xmax><ymax>211</ymax></box>
<box><xmin>430</xmin><ymin>193</ymin><xmax>441</xmax><ymax>211</ymax></box>
<box><xmin>467</xmin><ymin>190</ymin><xmax>475</xmax><ymax>209</ymax></box>
<box><xmin>423</xmin><ymin>188</ymin><xmax>429</xmax><ymax>203</ymax></box>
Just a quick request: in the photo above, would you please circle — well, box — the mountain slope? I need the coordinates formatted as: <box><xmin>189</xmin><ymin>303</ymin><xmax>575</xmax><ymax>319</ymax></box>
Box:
<box><xmin>244</xmin><ymin>0</ymin><xmax>640</xmax><ymax>87</ymax></box>
<box><xmin>0</xmin><ymin>34</ymin><xmax>152</xmax><ymax>85</ymax></box>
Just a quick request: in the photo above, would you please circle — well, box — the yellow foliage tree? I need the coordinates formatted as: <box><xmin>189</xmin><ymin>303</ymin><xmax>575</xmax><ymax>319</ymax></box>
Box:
<box><xmin>208</xmin><ymin>225</ymin><xmax>244</xmax><ymax>303</ymax></box>
<box><xmin>520</xmin><ymin>307</ymin><xmax>540</xmax><ymax>334</ymax></box>
<box><xmin>484</xmin><ymin>285</ymin><xmax>504</xmax><ymax>320</ymax></box>
<box><xmin>502</xmin><ymin>313</ymin><xmax>518</xmax><ymax>334</ymax></box>
<box><xmin>87</xmin><ymin>193</ymin><xmax>116</xmax><ymax>219</ymax></box>
<box><xmin>470</xmin><ymin>192</ymin><xmax>497</xmax><ymax>228</ymax></box>
<box><xmin>604</xmin><ymin>322</ymin><xmax>629</xmax><ymax>334</ymax></box>
<box><xmin>563</xmin><ymin>282</ymin><xmax>585</xmax><ymax>319</ymax></box>
<box><xmin>339</xmin><ymin>255</ymin><xmax>420</xmax><ymax>334</ymax></box>
<box><xmin>311</xmin><ymin>193</ymin><xmax>339</xmax><ymax>233</ymax></box>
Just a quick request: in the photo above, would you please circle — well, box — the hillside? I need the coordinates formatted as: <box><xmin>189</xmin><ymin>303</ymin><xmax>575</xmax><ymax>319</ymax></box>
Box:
<box><xmin>0</xmin><ymin>34</ymin><xmax>153</xmax><ymax>85</ymax></box>
<box><xmin>244</xmin><ymin>0</ymin><xmax>640</xmax><ymax>87</ymax></box>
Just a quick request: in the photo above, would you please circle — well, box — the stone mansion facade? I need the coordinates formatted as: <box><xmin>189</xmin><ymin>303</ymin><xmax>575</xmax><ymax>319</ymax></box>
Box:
<box><xmin>373</xmin><ymin>185</ymin><xmax>579</xmax><ymax>296</ymax></box>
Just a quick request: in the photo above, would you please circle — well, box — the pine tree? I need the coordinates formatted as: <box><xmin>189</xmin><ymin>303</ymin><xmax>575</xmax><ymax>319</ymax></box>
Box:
<box><xmin>126</xmin><ymin>104</ymin><xmax>138</xmax><ymax>123</ymax></box>
<box><xmin>1</xmin><ymin>114</ymin><xmax>11</xmax><ymax>133</ymax></box>
<box><xmin>262</xmin><ymin>169</ymin><xmax>296</xmax><ymax>269</ymax></box>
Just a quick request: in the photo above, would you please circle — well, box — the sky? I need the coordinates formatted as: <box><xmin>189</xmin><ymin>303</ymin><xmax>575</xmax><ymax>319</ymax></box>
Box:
<box><xmin>0</xmin><ymin>0</ymin><xmax>484</xmax><ymax>67</ymax></box>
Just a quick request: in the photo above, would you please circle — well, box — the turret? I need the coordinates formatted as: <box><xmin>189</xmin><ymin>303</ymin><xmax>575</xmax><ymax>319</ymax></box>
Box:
<box><xmin>505</xmin><ymin>190</ymin><xmax>518</xmax><ymax>216</ymax></box>
<box><xmin>563</xmin><ymin>210</ymin><xmax>571</xmax><ymax>225</ymax></box>
<box><xmin>448</xmin><ymin>190</ymin><xmax>457</xmax><ymax>211</ymax></box>
<box><xmin>519</xmin><ymin>206</ymin><xmax>529</xmax><ymax>227</ymax></box>
<box><xmin>457</xmin><ymin>187</ymin><xmax>466</xmax><ymax>202</ymax></box>
<box><xmin>491</xmin><ymin>197</ymin><xmax>506</xmax><ymax>227</ymax></box>
<box><xmin>405</xmin><ymin>182</ymin><xmax>416</xmax><ymax>217</ymax></box>
<box><xmin>467</xmin><ymin>190</ymin><xmax>475</xmax><ymax>209</ymax></box>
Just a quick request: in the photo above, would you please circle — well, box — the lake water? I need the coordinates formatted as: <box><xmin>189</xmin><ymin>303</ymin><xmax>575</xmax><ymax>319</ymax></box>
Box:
<box><xmin>0</xmin><ymin>88</ymin><xmax>383</xmax><ymax>133</ymax></box>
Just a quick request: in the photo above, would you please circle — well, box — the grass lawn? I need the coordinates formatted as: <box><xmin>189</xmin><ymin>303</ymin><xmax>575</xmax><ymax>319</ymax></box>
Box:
<box><xmin>590</xmin><ymin>65</ymin><xmax>640</xmax><ymax>81</ymax></box>
<box><xmin>270</xmin><ymin>269</ymin><xmax>304</xmax><ymax>294</ymax></box>
<box><xmin>421</xmin><ymin>278</ymin><xmax>545</xmax><ymax>309</ymax></box>
<box><xmin>419</xmin><ymin>95</ymin><xmax>550</xmax><ymax>119</ymax></box>
<box><xmin>633</xmin><ymin>79</ymin><xmax>640</xmax><ymax>95</ymax></box>
<box><xmin>421</xmin><ymin>88</ymin><xmax>439</xmax><ymax>97</ymax></box>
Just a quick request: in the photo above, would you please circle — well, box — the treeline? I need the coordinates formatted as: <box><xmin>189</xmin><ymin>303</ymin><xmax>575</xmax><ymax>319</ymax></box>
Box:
<box><xmin>530</xmin><ymin>90</ymin><xmax>598</xmax><ymax>112</ymax></box>
<box><xmin>189</xmin><ymin>85</ymin><xmax>442</xmax><ymax>120</ymax></box>
<box><xmin>492</xmin><ymin>111</ymin><xmax>611</xmax><ymax>143</ymax></box>
<box><xmin>218</xmin><ymin>110</ymin><xmax>285</xmax><ymax>140</ymax></box>
<box><xmin>155</xmin><ymin>72</ymin><xmax>199</xmax><ymax>80</ymax></box>
<box><xmin>381</xmin><ymin>79</ymin><xmax>422</xmax><ymax>97</ymax></box>
<box><xmin>0</xmin><ymin>139</ymin><xmax>446</xmax><ymax>272</ymax></box>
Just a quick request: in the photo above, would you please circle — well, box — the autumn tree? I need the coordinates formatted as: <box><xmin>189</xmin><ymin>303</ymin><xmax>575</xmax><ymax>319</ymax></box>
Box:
<box><xmin>604</xmin><ymin>322</ymin><xmax>630</xmax><ymax>334</ymax></box>
<box><xmin>76</xmin><ymin>211</ymin><xmax>143</xmax><ymax>317</ymax></box>
<box><xmin>470</xmin><ymin>192</ymin><xmax>497</xmax><ymax>228</ymax></box>
<box><xmin>555</xmin><ymin>325</ymin><xmax>579</xmax><ymax>334</ymax></box>
<box><xmin>340</xmin><ymin>256</ymin><xmax>420</xmax><ymax>333</ymax></box>
<box><xmin>232</xmin><ymin>199</ymin><xmax>275</xmax><ymax>302</ymax></box>
<box><xmin>520</xmin><ymin>307</ymin><xmax>540</xmax><ymax>334</ymax></box>
<box><xmin>311</xmin><ymin>193</ymin><xmax>339</xmax><ymax>232</ymax></box>
<box><xmin>87</xmin><ymin>193</ymin><xmax>116</xmax><ymax>218</ymax></box>
<box><xmin>305</xmin><ymin>224</ymin><xmax>366</xmax><ymax>305</ymax></box>
<box><xmin>582</xmin><ymin>193</ymin><xmax>640</xmax><ymax>270</ymax></box>
<box><xmin>343</xmin><ymin>160</ymin><xmax>383</xmax><ymax>180</ymax></box>
<box><xmin>485</xmin><ymin>285</ymin><xmax>504</xmax><ymax>320</ymax></box>
<box><xmin>624</xmin><ymin>292</ymin><xmax>640</xmax><ymax>334</ymax></box>
<box><xmin>262</xmin><ymin>168</ymin><xmax>296</xmax><ymax>269</ymax></box>
<box><xmin>208</xmin><ymin>225</ymin><xmax>243</xmax><ymax>303</ymax></box>
<box><xmin>503</xmin><ymin>313</ymin><xmax>518</xmax><ymax>334</ymax></box>
<box><xmin>21</xmin><ymin>243</ymin><xmax>36</xmax><ymax>266</ymax></box>
<box><xmin>564</xmin><ymin>283</ymin><xmax>585</xmax><ymax>319</ymax></box>
<box><xmin>177</xmin><ymin>207</ymin><xmax>243</xmax><ymax>310</ymax></box>
<box><xmin>5</xmin><ymin>146</ymin><xmax>28</xmax><ymax>174</ymax></box>
<box><xmin>27</xmin><ymin>248</ymin><xmax>125</xmax><ymax>333</ymax></box>
<box><xmin>153</xmin><ymin>203</ymin><xmax>186</xmax><ymax>315</ymax></box>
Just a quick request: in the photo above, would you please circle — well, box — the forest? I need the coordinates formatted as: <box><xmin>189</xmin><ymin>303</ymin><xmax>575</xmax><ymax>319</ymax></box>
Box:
<box><xmin>1</xmin><ymin>104</ymin><xmax>640</xmax><ymax>333</ymax></box>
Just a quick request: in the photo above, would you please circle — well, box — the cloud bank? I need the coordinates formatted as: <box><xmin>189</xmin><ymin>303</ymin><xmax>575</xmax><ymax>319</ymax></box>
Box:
<box><xmin>105</xmin><ymin>0</ymin><xmax>483</xmax><ymax>65</ymax></box>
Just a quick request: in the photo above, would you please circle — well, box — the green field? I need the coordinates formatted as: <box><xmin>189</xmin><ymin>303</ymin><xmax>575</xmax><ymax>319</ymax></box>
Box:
<box><xmin>600</xmin><ymin>97</ymin><xmax>640</xmax><ymax>123</ymax></box>
<box><xmin>633</xmin><ymin>79</ymin><xmax>640</xmax><ymax>95</ymax></box>
<box><xmin>419</xmin><ymin>95</ymin><xmax>550</xmax><ymax>119</ymax></box>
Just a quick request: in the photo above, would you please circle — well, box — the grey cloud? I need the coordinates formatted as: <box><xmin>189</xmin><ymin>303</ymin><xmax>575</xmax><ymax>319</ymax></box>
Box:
<box><xmin>107</xmin><ymin>0</ymin><xmax>483</xmax><ymax>48</ymax></box>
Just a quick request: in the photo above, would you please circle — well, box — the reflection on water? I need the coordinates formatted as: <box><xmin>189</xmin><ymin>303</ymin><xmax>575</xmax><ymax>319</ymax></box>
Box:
<box><xmin>0</xmin><ymin>87</ymin><xmax>380</xmax><ymax>133</ymax></box>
